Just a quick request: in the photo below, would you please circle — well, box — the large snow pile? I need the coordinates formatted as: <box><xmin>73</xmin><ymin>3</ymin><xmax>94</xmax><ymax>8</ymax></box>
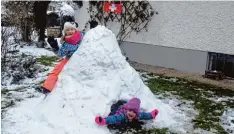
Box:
<box><xmin>2</xmin><ymin>26</ymin><xmax>188</xmax><ymax>134</ymax></box>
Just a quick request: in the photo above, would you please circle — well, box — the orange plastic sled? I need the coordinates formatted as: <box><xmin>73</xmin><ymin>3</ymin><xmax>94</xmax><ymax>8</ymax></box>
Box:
<box><xmin>42</xmin><ymin>59</ymin><xmax>69</xmax><ymax>91</ymax></box>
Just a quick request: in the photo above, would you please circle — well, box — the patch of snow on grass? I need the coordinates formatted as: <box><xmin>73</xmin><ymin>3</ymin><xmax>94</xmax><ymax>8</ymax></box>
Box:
<box><xmin>220</xmin><ymin>108</ymin><xmax>234</xmax><ymax>134</ymax></box>
<box><xmin>19</xmin><ymin>46</ymin><xmax>55</xmax><ymax>57</ymax></box>
<box><xmin>155</xmin><ymin>93</ymin><xmax>199</xmax><ymax>133</ymax></box>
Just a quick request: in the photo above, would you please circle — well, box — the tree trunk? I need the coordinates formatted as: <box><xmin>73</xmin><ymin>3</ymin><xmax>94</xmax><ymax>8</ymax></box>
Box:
<box><xmin>23</xmin><ymin>3</ymin><xmax>29</xmax><ymax>42</ymax></box>
<box><xmin>33</xmin><ymin>1</ymin><xmax>50</xmax><ymax>47</ymax></box>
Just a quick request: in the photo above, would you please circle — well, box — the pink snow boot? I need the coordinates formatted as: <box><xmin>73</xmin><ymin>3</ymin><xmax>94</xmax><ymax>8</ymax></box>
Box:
<box><xmin>95</xmin><ymin>116</ymin><xmax>106</xmax><ymax>125</ymax></box>
<box><xmin>151</xmin><ymin>109</ymin><xmax>159</xmax><ymax>119</ymax></box>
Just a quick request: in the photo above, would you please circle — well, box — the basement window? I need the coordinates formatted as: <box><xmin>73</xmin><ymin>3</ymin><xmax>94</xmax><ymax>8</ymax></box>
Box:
<box><xmin>207</xmin><ymin>52</ymin><xmax>234</xmax><ymax>78</ymax></box>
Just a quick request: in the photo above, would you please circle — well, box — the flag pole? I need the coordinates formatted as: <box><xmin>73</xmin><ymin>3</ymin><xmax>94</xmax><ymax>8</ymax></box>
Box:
<box><xmin>102</xmin><ymin>1</ymin><xmax>105</xmax><ymax>26</ymax></box>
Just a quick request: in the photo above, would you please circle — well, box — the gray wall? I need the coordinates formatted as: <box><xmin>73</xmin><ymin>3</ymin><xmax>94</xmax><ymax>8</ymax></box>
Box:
<box><xmin>121</xmin><ymin>1</ymin><xmax>234</xmax><ymax>55</ymax></box>
<box><xmin>75</xmin><ymin>2</ymin><xmax>234</xmax><ymax>55</ymax></box>
<box><xmin>121</xmin><ymin>41</ymin><xmax>208</xmax><ymax>74</ymax></box>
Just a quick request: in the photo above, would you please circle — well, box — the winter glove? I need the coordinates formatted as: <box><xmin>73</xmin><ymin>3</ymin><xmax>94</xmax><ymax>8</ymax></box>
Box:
<box><xmin>95</xmin><ymin>116</ymin><xmax>106</xmax><ymax>125</ymax></box>
<box><xmin>151</xmin><ymin>109</ymin><xmax>159</xmax><ymax>119</ymax></box>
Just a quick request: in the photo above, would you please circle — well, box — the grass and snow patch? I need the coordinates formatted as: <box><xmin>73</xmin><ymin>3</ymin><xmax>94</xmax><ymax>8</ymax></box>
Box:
<box><xmin>140</xmin><ymin>72</ymin><xmax>234</xmax><ymax>134</ymax></box>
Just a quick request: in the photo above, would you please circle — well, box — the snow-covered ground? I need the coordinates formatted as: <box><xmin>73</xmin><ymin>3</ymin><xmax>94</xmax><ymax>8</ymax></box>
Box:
<box><xmin>2</xmin><ymin>26</ymin><xmax>234</xmax><ymax>134</ymax></box>
<box><xmin>1</xmin><ymin>44</ymin><xmax>58</xmax><ymax>130</ymax></box>
<box><xmin>19</xmin><ymin>46</ymin><xmax>55</xmax><ymax>57</ymax></box>
<box><xmin>19</xmin><ymin>35</ymin><xmax>63</xmax><ymax>57</ymax></box>
<box><xmin>221</xmin><ymin>108</ymin><xmax>234</xmax><ymax>133</ymax></box>
<box><xmin>1</xmin><ymin>68</ymin><xmax>51</xmax><ymax>91</ymax></box>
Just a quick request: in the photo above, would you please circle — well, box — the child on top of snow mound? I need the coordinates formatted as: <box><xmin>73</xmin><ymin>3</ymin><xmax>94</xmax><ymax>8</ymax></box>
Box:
<box><xmin>57</xmin><ymin>21</ymin><xmax>84</xmax><ymax>59</ymax></box>
<box><xmin>95</xmin><ymin>98</ymin><xmax>158</xmax><ymax>130</ymax></box>
<box><xmin>36</xmin><ymin>22</ymin><xmax>85</xmax><ymax>94</ymax></box>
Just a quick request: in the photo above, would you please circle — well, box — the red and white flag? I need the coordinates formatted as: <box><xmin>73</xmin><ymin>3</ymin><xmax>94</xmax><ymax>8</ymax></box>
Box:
<box><xmin>103</xmin><ymin>2</ymin><xmax>122</xmax><ymax>14</ymax></box>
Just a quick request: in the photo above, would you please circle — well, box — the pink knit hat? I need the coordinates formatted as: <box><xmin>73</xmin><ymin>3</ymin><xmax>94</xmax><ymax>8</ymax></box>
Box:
<box><xmin>125</xmin><ymin>98</ymin><xmax>141</xmax><ymax>114</ymax></box>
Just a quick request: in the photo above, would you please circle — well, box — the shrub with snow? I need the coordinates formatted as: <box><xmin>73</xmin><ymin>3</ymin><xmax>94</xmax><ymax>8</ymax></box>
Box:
<box><xmin>59</xmin><ymin>3</ymin><xmax>75</xmax><ymax>17</ymax></box>
<box><xmin>1</xmin><ymin>53</ymin><xmax>41</xmax><ymax>86</ymax></box>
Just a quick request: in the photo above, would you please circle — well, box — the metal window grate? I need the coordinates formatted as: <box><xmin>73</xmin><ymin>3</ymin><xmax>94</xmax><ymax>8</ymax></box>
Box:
<box><xmin>208</xmin><ymin>52</ymin><xmax>234</xmax><ymax>78</ymax></box>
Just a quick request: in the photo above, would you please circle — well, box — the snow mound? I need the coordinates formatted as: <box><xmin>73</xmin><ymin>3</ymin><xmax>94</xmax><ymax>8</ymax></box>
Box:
<box><xmin>2</xmin><ymin>26</ymin><xmax>187</xmax><ymax>134</ymax></box>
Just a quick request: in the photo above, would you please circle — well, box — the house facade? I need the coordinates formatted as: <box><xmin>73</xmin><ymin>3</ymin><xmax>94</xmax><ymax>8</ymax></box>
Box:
<box><xmin>75</xmin><ymin>1</ymin><xmax>234</xmax><ymax>77</ymax></box>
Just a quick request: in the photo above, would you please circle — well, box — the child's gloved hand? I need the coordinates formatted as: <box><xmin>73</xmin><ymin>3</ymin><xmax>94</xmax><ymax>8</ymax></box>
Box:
<box><xmin>151</xmin><ymin>109</ymin><xmax>159</xmax><ymax>119</ymax></box>
<box><xmin>95</xmin><ymin>116</ymin><xmax>106</xmax><ymax>125</ymax></box>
